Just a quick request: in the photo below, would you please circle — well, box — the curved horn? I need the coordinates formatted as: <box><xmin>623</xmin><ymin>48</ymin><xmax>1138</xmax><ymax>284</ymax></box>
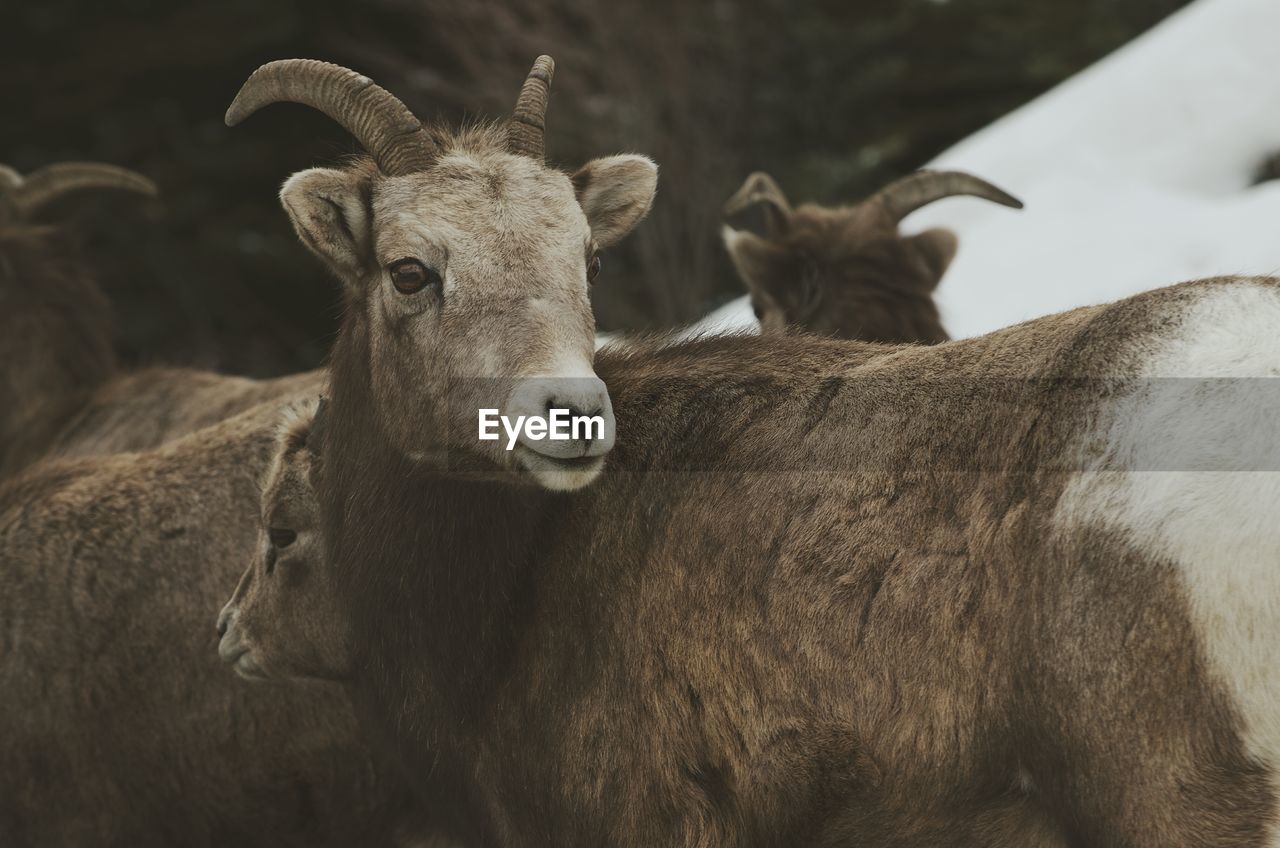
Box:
<box><xmin>0</xmin><ymin>165</ymin><xmax>23</xmax><ymax>191</ymax></box>
<box><xmin>226</xmin><ymin>59</ymin><xmax>435</xmax><ymax>177</ymax></box>
<box><xmin>875</xmin><ymin>170</ymin><xmax>1022</xmax><ymax>223</ymax></box>
<box><xmin>723</xmin><ymin>171</ymin><xmax>793</xmax><ymax>236</ymax></box>
<box><xmin>8</xmin><ymin>163</ymin><xmax>157</xmax><ymax>218</ymax></box>
<box><xmin>508</xmin><ymin>55</ymin><xmax>555</xmax><ymax>160</ymax></box>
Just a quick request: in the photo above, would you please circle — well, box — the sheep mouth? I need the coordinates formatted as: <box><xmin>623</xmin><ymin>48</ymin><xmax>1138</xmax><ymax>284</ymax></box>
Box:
<box><xmin>539</xmin><ymin>453</ymin><xmax>601</xmax><ymax>470</ymax></box>
<box><xmin>220</xmin><ymin>643</ymin><xmax>266</xmax><ymax>680</ymax></box>
<box><xmin>231</xmin><ymin>653</ymin><xmax>267</xmax><ymax>681</ymax></box>
<box><xmin>513</xmin><ymin>445</ymin><xmax>606</xmax><ymax>491</ymax></box>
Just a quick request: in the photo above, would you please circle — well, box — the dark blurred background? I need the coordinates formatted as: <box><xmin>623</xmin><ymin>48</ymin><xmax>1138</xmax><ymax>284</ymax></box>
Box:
<box><xmin>1</xmin><ymin>0</ymin><xmax>1189</xmax><ymax>376</ymax></box>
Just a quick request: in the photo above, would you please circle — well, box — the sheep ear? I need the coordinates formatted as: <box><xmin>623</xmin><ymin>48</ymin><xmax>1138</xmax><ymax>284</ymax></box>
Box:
<box><xmin>279</xmin><ymin>167</ymin><xmax>372</xmax><ymax>287</ymax></box>
<box><xmin>722</xmin><ymin>225</ymin><xmax>790</xmax><ymax>328</ymax></box>
<box><xmin>572</xmin><ymin>155</ymin><xmax>657</xmax><ymax>249</ymax></box>
<box><xmin>723</xmin><ymin>171</ymin><xmax>792</xmax><ymax>238</ymax></box>
<box><xmin>722</xmin><ymin>225</ymin><xmax>786</xmax><ymax>298</ymax></box>
<box><xmin>904</xmin><ymin>228</ymin><xmax>958</xmax><ymax>290</ymax></box>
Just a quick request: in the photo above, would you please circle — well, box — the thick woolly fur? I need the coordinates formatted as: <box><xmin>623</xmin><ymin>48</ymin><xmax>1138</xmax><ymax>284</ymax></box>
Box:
<box><xmin>315</xmin><ymin>270</ymin><xmax>1280</xmax><ymax>845</ymax></box>
<box><xmin>1056</xmin><ymin>279</ymin><xmax>1280</xmax><ymax>845</ymax></box>
<box><xmin>0</xmin><ymin>399</ymin><xmax>429</xmax><ymax>846</ymax></box>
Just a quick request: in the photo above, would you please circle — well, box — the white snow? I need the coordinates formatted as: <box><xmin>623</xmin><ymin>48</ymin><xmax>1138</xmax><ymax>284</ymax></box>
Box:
<box><xmin>660</xmin><ymin>0</ymin><xmax>1280</xmax><ymax>344</ymax></box>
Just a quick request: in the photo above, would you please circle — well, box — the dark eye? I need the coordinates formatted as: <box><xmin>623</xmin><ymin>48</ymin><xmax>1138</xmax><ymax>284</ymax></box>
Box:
<box><xmin>388</xmin><ymin>258</ymin><xmax>441</xmax><ymax>295</ymax></box>
<box><xmin>268</xmin><ymin>528</ymin><xmax>297</xmax><ymax>549</ymax></box>
<box><xmin>587</xmin><ymin>254</ymin><xmax>602</xmax><ymax>284</ymax></box>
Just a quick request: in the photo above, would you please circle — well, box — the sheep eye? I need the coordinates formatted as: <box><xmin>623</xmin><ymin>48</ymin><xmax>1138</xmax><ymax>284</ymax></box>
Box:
<box><xmin>268</xmin><ymin>528</ymin><xmax>297</xmax><ymax>549</ymax></box>
<box><xmin>587</xmin><ymin>254</ymin><xmax>602</xmax><ymax>284</ymax></box>
<box><xmin>388</xmin><ymin>259</ymin><xmax>440</xmax><ymax>295</ymax></box>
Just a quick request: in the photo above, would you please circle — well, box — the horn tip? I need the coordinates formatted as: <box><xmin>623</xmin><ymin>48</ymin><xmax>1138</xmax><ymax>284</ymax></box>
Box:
<box><xmin>224</xmin><ymin>58</ymin><xmax>304</xmax><ymax>128</ymax></box>
<box><xmin>533</xmin><ymin>54</ymin><xmax>555</xmax><ymax>81</ymax></box>
<box><xmin>723</xmin><ymin>171</ymin><xmax>788</xmax><ymax>217</ymax></box>
<box><xmin>0</xmin><ymin>164</ymin><xmax>23</xmax><ymax>189</ymax></box>
<box><xmin>741</xmin><ymin>171</ymin><xmax>775</xmax><ymax>192</ymax></box>
<box><xmin>225</xmin><ymin>94</ymin><xmax>253</xmax><ymax>128</ymax></box>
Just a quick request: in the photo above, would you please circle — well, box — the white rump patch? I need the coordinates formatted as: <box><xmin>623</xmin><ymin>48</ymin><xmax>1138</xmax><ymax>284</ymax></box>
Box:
<box><xmin>1055</xmin><ymin>281</ymin><xmax>1280</xmax><ymax>803</ymax></box>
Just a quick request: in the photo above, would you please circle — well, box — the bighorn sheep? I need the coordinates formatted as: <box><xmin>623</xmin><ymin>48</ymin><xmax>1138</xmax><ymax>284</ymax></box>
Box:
<box><xmin>222</xmin><ymin>56</ymin><xmax>657</xmax><ymax>491</ymax></box>
<box><xmin>215</xmin><ymin>402</ymin><xmax>469</xmax><ymax>844</ymax></box>
<box><xmin>320</xmin><ymin>277</ymin><xmax>1280</xmax><ymax>847</ymax></box>
<box><xmin>0</xmin><ymin>160</ymin><xmax>325</xmax><ymax>478</ymax></box>
<box><xmin>0</xmin><ymin>55</ymin><xmax>657</xmax><ymax>846</ymax></box>
<box><xmin>0</xmin><ymin>162</ymin><xmax>151</xmax><ymax>467</ymax></box>
<box><xmin>0</xmin><ymin>396</ymin><xmax>441</xmax><ymax>847</ymax></box>
<box><xmin>722</xmin><ymin>170</ymin><xmax>1021</xmax><ymax>341</ymax></box>
<box><xmin>217</xmin><ymin>399</ymin><xmax>349</xmax><ymax>682</ymax></box>
<box><xmin>229</xmin><ymin>56</ymin><xmax>1280</xmax><ymax>846</ymax></box>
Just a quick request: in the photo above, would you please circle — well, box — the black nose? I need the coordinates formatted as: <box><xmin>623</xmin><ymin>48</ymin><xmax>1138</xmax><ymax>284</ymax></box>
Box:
<box><xmin>216</xmin><ymin>609</ymin><xmax>230</xmax><ymax>637</ymax></box>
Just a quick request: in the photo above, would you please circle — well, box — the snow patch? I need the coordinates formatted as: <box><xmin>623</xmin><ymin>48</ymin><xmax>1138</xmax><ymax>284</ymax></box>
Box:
<box><xmin>677</xmin><ymin>0</ymin><xmax>1280</xmax><ymax>342</ymax></box>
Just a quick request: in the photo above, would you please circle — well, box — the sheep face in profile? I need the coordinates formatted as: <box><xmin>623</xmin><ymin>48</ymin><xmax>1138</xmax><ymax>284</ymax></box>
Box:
<box><xmin>722</xmin><ymin>170</ymin><xmax>1021</xmax><ymax>343</ymax></box>
<box><xmin>217</xmin><ymin>400</ymin><xmax>343</xmax><ymax>682</ymax></box>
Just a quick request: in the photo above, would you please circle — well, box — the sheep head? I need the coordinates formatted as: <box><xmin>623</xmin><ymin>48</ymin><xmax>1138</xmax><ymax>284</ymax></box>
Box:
<box><xmin>0</xmin><ymin>160</ymin><xmax>155</xmax><ymax>461</ymax></box>
<box><xmin>228</xmin><ymin>58</ymin><xmax>657</xmax><ymax>491</ymax></box>
<box><xmin>722</xmin><ymin>170</ymin><xmax>1021</xmax><ymax>343</ymax></box>
<box><xmin>218</xmin><ymin>399</ymin><xmax>342</xmax><ymax>682</ymax></box>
